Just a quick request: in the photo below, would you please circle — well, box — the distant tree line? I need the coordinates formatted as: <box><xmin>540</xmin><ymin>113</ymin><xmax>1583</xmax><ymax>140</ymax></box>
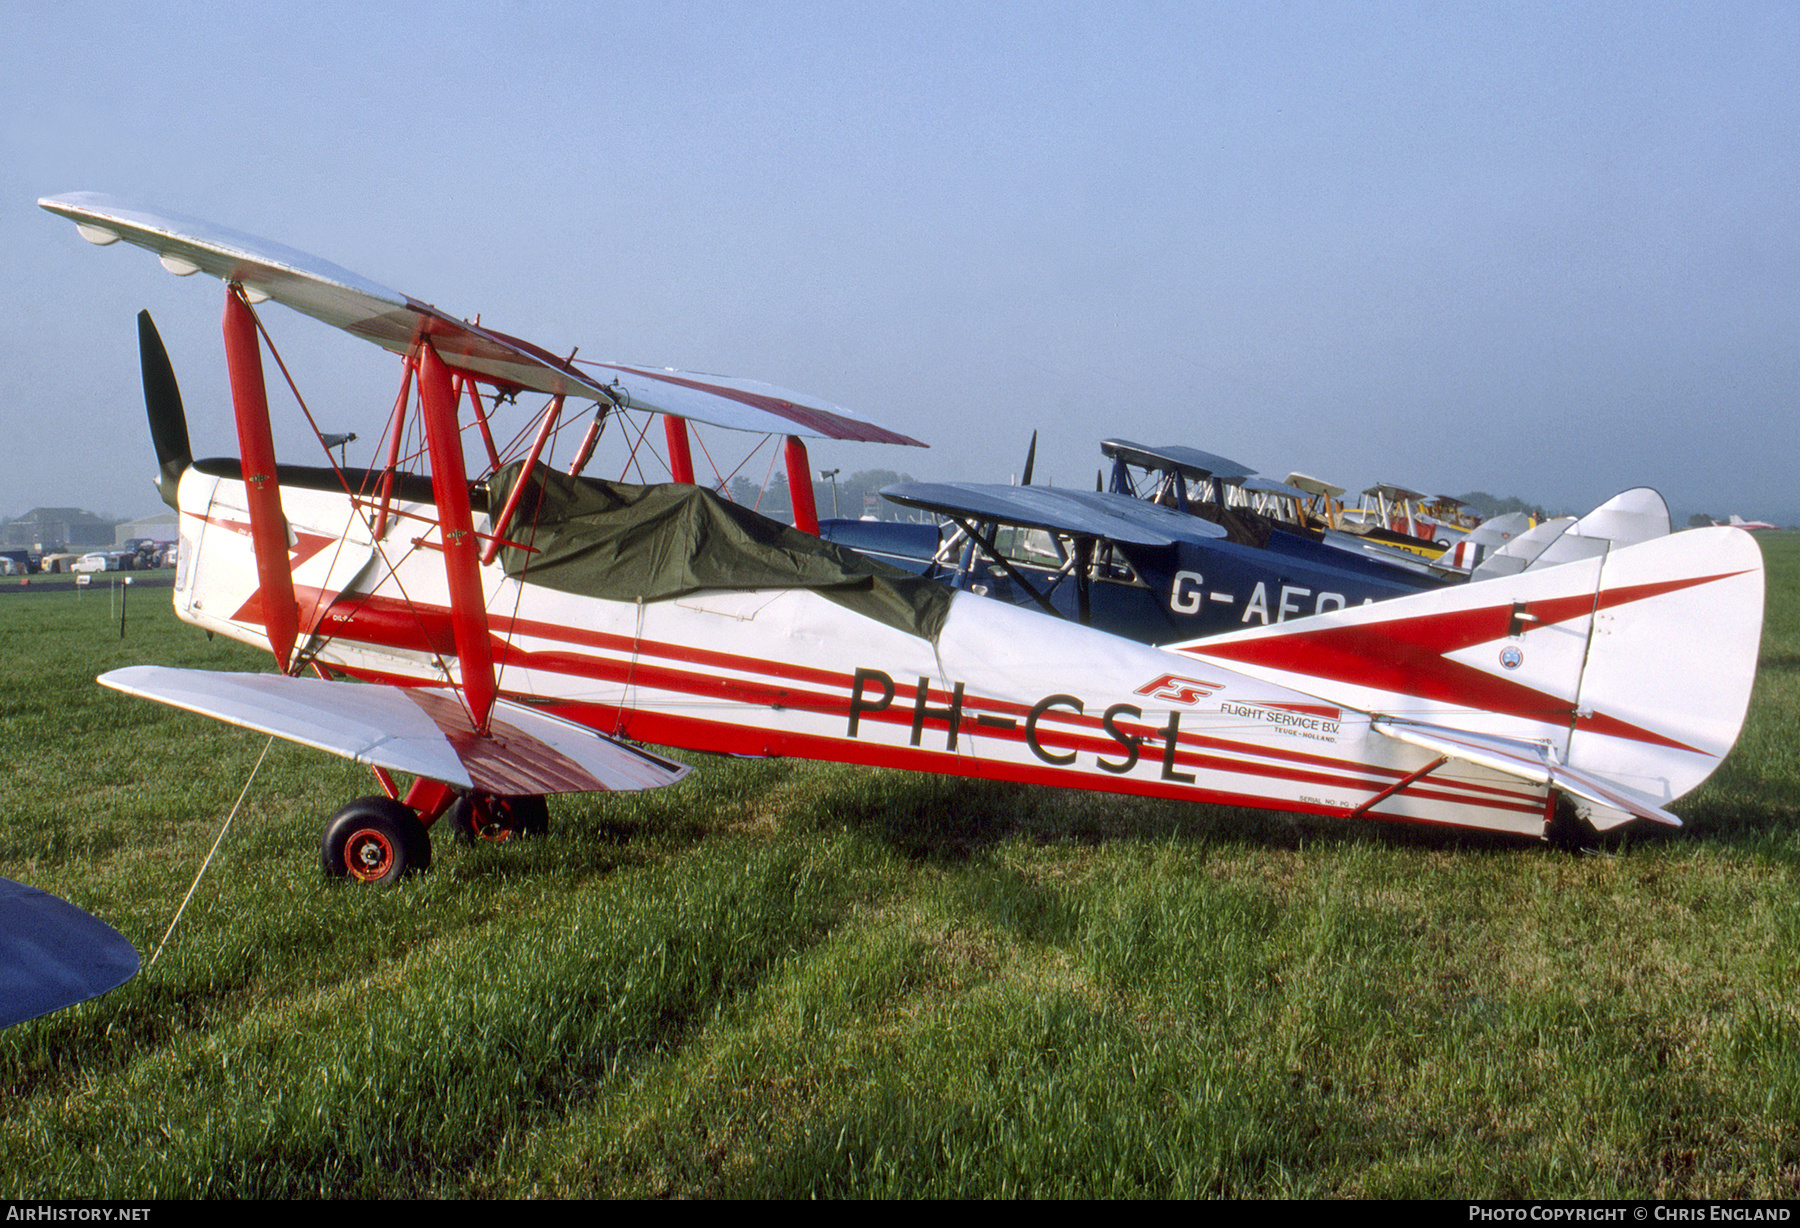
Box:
<box><xmin>724</xmin><ymin>469</ymin><xmax>922</xmax><ymax>522</ymax></box>
<box><xmin>1457</xmin><ymin>491</ymin><xmax>1553</xmax><ymax>522</ymax></box>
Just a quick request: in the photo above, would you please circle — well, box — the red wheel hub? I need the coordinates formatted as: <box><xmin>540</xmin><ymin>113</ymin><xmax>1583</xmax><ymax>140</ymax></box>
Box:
<box><xmin>345</xmin><ymin>829</ymin><xmax>395</xmax><ymax>881</ymax></box>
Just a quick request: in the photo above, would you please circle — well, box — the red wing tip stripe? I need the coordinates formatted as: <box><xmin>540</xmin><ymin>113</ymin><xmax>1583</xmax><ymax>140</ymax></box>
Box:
<box><xmin>590</xmin><ymin>363</ymin><xmax>926</xmax><ymax>447</ymax></box>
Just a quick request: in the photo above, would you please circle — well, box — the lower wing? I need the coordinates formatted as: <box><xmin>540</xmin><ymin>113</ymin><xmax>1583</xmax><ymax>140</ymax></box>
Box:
<box><xmin>99</xmin><ymin>666</ymin><xmax>690</xmax><ymax>796</ymax></box>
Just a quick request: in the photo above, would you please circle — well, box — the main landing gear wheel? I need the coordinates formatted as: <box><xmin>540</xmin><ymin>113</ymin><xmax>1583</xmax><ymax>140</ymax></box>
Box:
<box><xmin>321</xmin><ymin>797</ymin><xmax>432</xmax><ymax>883</ymax></box>
<box><xmin>447</xmin><ymin>793</ymin><xmax>550</xmax><ymax>844</ymax></box>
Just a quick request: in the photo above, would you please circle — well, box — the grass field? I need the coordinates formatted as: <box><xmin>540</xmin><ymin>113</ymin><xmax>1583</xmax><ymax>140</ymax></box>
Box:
<box><xmin>3</xmin><ymin>538</ymin><xmax>1798</xmax><ymax>1198</ymax></box>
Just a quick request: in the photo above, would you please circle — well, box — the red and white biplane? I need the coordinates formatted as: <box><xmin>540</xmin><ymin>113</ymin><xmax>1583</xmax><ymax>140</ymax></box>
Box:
<box><xmin>41</xmin><ymin>193</ymin><xmax>1766</xmax><ymax>879</ymax></box>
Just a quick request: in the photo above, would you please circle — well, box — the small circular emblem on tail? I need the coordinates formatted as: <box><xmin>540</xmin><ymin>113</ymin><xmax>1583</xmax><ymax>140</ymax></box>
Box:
<box><xmin>1499</xmin><ymin>646</ymin><xmax>1523</xmax><ymax>670</ymax></box>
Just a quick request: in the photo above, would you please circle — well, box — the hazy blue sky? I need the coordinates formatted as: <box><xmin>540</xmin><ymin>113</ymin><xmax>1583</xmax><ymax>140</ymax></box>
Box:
<box><xmin>4</xmin><ymin>1</ymin><xmax>1795</xmax><ymax>525</ymax></box>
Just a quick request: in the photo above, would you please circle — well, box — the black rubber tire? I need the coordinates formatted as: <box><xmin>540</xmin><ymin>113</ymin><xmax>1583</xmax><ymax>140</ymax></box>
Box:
<box><xmin>1544</xmin><ymin>792</ymin><xmax>1595</xmax><ymax>855</ymax></box>
<box><xmin>321</xmin><ymin>796</ymin><xmax>432</xmax><ymax>883</ymax></box>
<box><xmin>446</xmin><ymin>793</ymin><xmax>550</xmax><ymax>844</ymax></box>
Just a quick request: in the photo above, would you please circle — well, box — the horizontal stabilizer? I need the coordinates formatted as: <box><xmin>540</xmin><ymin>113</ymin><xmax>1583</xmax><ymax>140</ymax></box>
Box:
<box><xmin>1375</xmin><ymin>719</ymin><xmax>1679</xmax><ymax>830</ymax></box>
<box><xmin>1567</xmin><ymin>487</ymin><xmax>1671</xmax><ymax>548</ymax></box>
<box><xmin>1468</xmin><ymin>517</ymin><xmax>1581</xmax><ymax>579</ymax></box>
<box><xmin>0</xmin><ymin>878</ymin><xmax>139</xmax><ymax>1029</ymax></box>
<box><xmin>99</xmin><ymin>667</ymin><xmax>690</xmax><ymax>795</ymax></box>
<box><xmin>1471</xmin><ymin>489</ymin><xmax>1671</xmax><ymax>581</ymax></box>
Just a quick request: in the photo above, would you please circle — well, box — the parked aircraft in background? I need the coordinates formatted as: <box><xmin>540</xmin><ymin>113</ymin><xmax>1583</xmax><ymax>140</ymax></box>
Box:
<box><xmin>832</xmin><ymin>443</ymin><xmax>1671</xmax><ymax>648</ymax></box>
<box><xmin>868</xmin><ymin>478</ymin><xmax>1439</xmax><ymax>642</ymax></box>
<box><xmin>1099</xmin><ymin>439</ymin><xmax>1527</xmax><ymax>577</ymax></box>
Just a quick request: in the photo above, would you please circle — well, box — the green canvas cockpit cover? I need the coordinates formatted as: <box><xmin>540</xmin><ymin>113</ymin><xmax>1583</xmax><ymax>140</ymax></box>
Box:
<box><xmin>487</xmin><ymin>462</ymin><xmax>952</xmax><ymax>643</ymax></box>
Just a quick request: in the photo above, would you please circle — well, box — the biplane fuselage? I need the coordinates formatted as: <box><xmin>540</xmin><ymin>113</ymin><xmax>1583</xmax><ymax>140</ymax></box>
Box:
<box><xmin>172</xmin><ymin>461</ymin><xmax>1569</xmax><ymax>837</ymax></box>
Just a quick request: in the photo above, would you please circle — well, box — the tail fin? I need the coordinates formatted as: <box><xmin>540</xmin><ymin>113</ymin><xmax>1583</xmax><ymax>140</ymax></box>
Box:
<box><xmin>1563</xmin><ymin>525</ymin><xmax>1762</xmax><ymax>810</ymax></box>
<box><xmin>1445</xmin><ymin>510</ymin><xmax>1530</xmax><ymax>570</ymax></box>
<box><xmin>1175</xmin><ymin>526</ymin><xmax>1764</xmax><ymax>816</ymax></box>
<box><xmin>1471</xmin><ymin>488</ymin><xmax>1671</xmax><ymax>581</ymax></box>
<box><xmin>1566</xmin><ymin>486</ymin><xmax>1670</xmax><ymax>548</ymax></box>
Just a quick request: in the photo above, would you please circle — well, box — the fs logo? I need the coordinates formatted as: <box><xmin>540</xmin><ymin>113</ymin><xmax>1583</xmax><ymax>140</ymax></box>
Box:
<box><xmin>1134</xmin><ymin>673</ymin><xmax>1224</xmax><ymax>705</ymax></box>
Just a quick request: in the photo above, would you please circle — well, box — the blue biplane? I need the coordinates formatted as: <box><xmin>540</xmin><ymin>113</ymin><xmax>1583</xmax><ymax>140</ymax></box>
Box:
<box><xmin>824</xmin><ymin>438</ymin><xmax>1669</xmax><ymax>646</ymax></box>
<box><xmin>830</xmin><ymin>477</ymin><xmax>1442</xmax><ymax>644</ymax></box>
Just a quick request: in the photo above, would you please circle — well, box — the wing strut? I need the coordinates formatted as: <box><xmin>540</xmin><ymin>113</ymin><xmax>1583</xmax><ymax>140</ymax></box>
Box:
<box><xmin>221</xmin><ymin>287</ymin><xmax>301</xmax><ymax>673</ymax></box>
<box><xmin>941</xmin><ymin>514</ymin><xmax>1066</xmax><ymax>620</ymax></box>
<box><xmin>567</xmin><ymin>405</ymin><xmax>607</xmax><ymax>477</ymax></box>
<box><xmin>482</xmin><ymin>395</ymin><xmax>564</xmax><ymax>566</ymax></box>
<box><xmin>459</xmin><ymin>375</ymin><xmax>503</xmax><ymax>473</ymax></box>
<box><xmin>416</xmin><ymin>343</ymin><xmax>498</xmax><ymax>731</ymax></box>
<box><xmin>1345</xmin><ymin>755</ymin><xmax>1450</xmax><ymax>819</ymax></box>
<box><xmin>664</xmin><ymin>416</ymin><xmax>696</xmax><ymax>484</ymax></box>
<box><xmin>785</xmin><ymin>435</ymin><xmax>819</xmax><ymax>535</ymax></box>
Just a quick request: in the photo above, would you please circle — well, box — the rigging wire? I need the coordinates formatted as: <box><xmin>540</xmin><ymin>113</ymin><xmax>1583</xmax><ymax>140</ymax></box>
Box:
<box><xmin>617</xmin><ymin>411</ymin><xmax>663</xmax><ymax>483</ymax></box>
<box><xmin>148</xmin><ymin>735</ymin><xmax>275</xmax><ymax>968</ymax></box>
<box><xmin>490</xmin><ymin>400</ymin><xmax>563</xmax><ymax>701</ymax></box>
<box><xmin>240</xmin><ymin>291</ymin><xmax>356</xmax><ymax>499</ymax></box>
<box><xmin>694</xmin><ymin>430</ymin><xmax>773</xmax><ymax>499</ymax></box>
<box><xmin>239</xmin><ymin>294</ymin><xmax>373</xmax><ymax>670</ymax></box>
<box><xmin>752</xmin><ymin>443</ymin><xmax>782</xmax><ymax>515</ymax></box>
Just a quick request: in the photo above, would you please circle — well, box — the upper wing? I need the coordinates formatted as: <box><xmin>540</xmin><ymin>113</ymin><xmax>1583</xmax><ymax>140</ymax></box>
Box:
<box><xmin>880</xmin><ymin>482</ymin><xmax>1229</xmax><ymax>546</ymax></box>
<box><xmin>39</xmin><ymin>192</ymin><xmax>611</xmax><ymax>401</ymax></box>
<box><xmin>1286</xmin><ymin>472</ymin><xmax>1346</xmax><ymax>499</ymax></box>
<box><xmin>1237</xmin><ymin>475</ymin><xmax>1314</xmax><ymax>501</ymax></box>
<box><xmin>1100</xmin><ymin>439</ymin><xmax>1256</xmax><ymax>482</ymax></box>
<box><xmin>100</xmin><ymin>666</ymin><xmax>690</xmax><ymax>796</ymax></box>
<box><xmin>39</xmin><ymin>192</ymin><xmax>923</xmax><ymax>445</ymax></box>
<box><xmin>585</xmin><ymin>363</ymin><xmax>924</xmax><ymax>446</ymax></box>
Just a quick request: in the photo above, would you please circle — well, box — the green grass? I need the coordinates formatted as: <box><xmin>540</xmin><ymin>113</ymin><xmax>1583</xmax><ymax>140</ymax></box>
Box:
<box><xmin>3</xmin><ymin>536</ymin><xmax>1800</xmax><ymax>1198</ymax></box>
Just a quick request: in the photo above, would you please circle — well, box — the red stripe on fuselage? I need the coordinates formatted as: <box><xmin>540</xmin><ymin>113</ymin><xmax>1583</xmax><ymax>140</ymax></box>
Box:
<box><xmin>526</xmin><ymin>699</ymin><xmax>1544</xmax><ymax>829</ymax></box>
<box><xmin>590</xmin><ymin>363</ymin><xmax>926</xmax><ymax>447</ymax></box>
<box><xmin>297</xmin><ymin>586</ymin><xmax>1539</xmax><ymax>815</ymax></box>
